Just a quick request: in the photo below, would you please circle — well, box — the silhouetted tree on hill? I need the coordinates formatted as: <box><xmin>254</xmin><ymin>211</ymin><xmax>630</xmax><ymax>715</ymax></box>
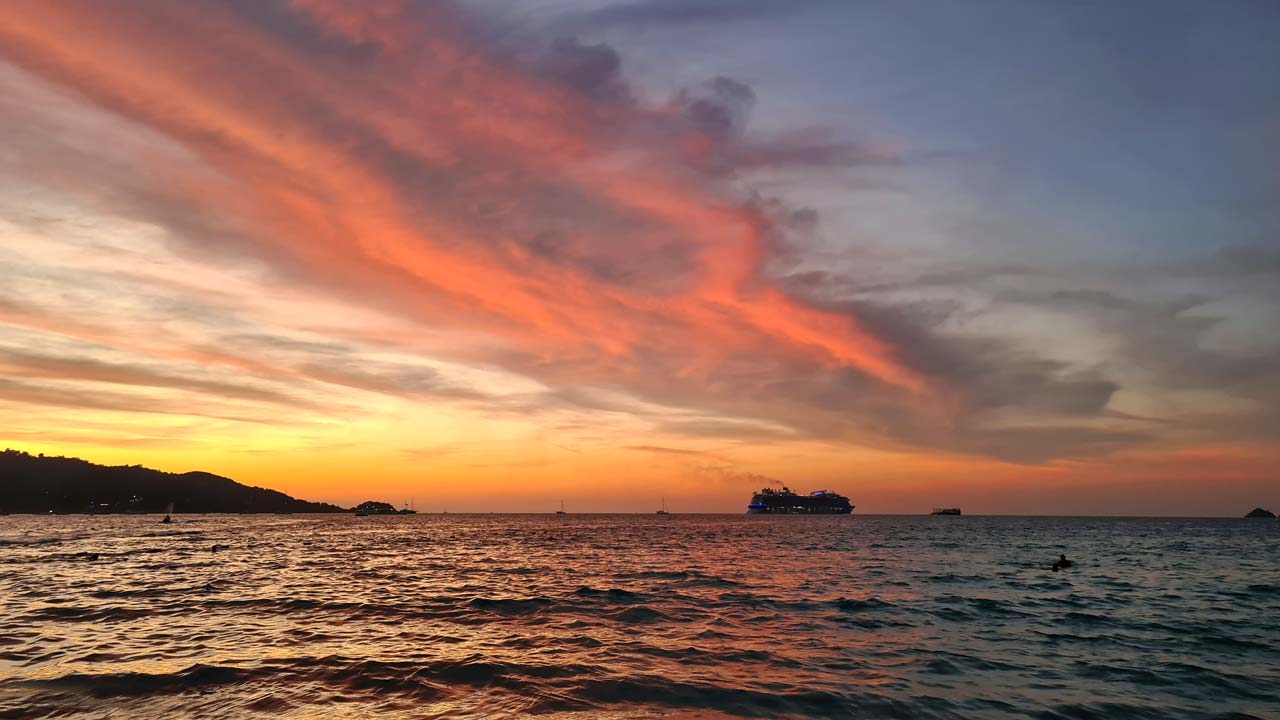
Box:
<box><xmin>0</xmin><ymin>449</ymin><xmax>347</xmax><ymax>514</ymax></box>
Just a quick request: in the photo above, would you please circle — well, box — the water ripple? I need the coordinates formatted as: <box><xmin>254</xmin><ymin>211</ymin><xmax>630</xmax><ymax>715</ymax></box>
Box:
<box><xmin>0</xmin><ymin>514</ymin><xmax>1276</xmax><ymax>719</ymax></box>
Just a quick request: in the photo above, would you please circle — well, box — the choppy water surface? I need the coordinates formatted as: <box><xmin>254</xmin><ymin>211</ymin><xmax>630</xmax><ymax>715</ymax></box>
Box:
<box><xmin>0</xmin><ymin>514</ymin><xmax>1276</xmax><ymax>719</ymax></box>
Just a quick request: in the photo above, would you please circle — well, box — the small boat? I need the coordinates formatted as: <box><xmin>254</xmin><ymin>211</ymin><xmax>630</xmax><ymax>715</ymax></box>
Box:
<box><xmin>656</xmin><ymin>496</ymin><xmax>669</xmax><ymax>515</ymax></box>
<box><xmin>555</xmin><ymin>500</ymin><xmax>566</xmax><ymax>515</ymax></box>
<box><xmin>930</xmin><ymin>508</ymin><xmax>961</xmax><ymax>516</ymax></box>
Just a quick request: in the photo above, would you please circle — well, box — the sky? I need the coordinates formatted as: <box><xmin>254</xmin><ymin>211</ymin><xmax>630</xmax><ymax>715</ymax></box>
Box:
<box><xmin>1</xmin><ymin>0</ymin><xmax>1278</xmax><ymax>515</ymax></box>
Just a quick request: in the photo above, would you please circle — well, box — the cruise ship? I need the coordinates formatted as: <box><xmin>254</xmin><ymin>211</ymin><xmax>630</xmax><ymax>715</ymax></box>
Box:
<box><xmin>747</xmin><ymin>487</ymin><xmax>854</xmax><ymax>514</ymax></box>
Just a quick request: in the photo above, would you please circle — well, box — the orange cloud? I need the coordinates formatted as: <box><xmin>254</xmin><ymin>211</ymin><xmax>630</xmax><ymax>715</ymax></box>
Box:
<box><xmin>0</xmin><ymin>0</ymin><xmax>924</xmax><ymax>400</ymax></box>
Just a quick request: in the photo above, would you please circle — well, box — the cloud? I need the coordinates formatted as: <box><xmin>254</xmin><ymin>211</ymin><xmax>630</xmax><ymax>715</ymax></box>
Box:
<box><xmin>656</xmin><ymin>419</ymin><xmax>795</xmax><ymax>440</ymax></box>
<box><xmin>0</xmin><ymin>1</ymin><xmax>923</xmax><ymax>388</ymax></box>
<box><xmin>537</xmin><ymin>37</ymin><xmax>632</xmax><ymax>103</ymax></box>
<box><xmin>5</xmin><ymin>0</ymin><xmax>1269</xmax><ymax>470</ymax></box>
<box><xmin>676</xmin><ymin>76</ymin><xmax>756</xmax><ymax>143</ymax></box>
<box><xmin>955</xmin><ymin>426</ymin><xmax>1152</xmax><ymax>465</ymax></box>
<box><xmin>0</xmin><ymin>348</ymin><xmax>312</xmax><ymax>407</ymax></box>
<box><xmin>1207</xmin><ymin>246</ymin><xmax>1280</xmax><ymax>277</ymax></box>
<box><xmin>624</xmin><ymin>445</ymin><xmax>709</xmax><ymax>456</ymax></box>
<box><xmin>998</xmin><ymin>285</ymin><xmax>1280</xmax><ymax>393</ymax></box>
<box><xmin>0</xmin><ymin>378</ymin><xmax>297</xmax><ymax>426</ymax></box>
<box><xmin>665</xmin><ymin>76</ymin><xmax>901</xmax><ymax>177</ymax></box>
<box><xmin>720</xmin><ymin>130</ymin><xmax>904</xmax><ymax>172</ymax></box>
<box><xmin>566</xmin><ymin>0</ymin><xmax>825</xmax><ymax>29</ymax></box>
<box><xmin>297</xmin><ymin>359</ymin><xmax>484</xmax><ymax>401</ymax></box>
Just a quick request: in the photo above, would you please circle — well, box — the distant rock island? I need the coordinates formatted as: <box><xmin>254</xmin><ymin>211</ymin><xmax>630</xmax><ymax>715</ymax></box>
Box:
<box><xmin>1244</xmin><ymin>507</ymin><xmax>1276</xmax><ymax>518</ymax></box>
<box><xmin>0</xmin><ymin>449</ymin><xmax>346</xmax><ymax>514</ymax></box>
<box><xmin>354</xmin><ymin>500</ymin><xmax>415</xmax><ymax>516</ymax></box>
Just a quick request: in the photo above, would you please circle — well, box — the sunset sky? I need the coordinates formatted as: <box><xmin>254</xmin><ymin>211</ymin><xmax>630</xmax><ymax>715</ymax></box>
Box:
<box><xmin>1</xmin><ymin>0</ymin><xmax>1277</xmax><ymax>514</ymax></box>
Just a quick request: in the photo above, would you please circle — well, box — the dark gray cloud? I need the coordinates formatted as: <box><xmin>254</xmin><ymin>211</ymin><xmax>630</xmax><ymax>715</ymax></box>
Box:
<box><xmin>954</xmin><ymin>426</ymin><xmax>1152</xmax><ymax>464</ymax></box>
<box><xmin>788</xmin><ymin>252</ymin><xmax>1280</xmax><ymax>457</ymax></box>
<box><xmin>477</xmin><ymin>298</ymin><xmax>1136</xmax><ymax>461</ymax></box>
<box><xmin>568</xmin><ymin>0</ymin><xmax>825</xmax><ymax>29</ymax></box>
<box><xmin>668</xmin><ymin>76</ymin><xmax>902</xmax><ymax>177</ymax></box>
<box><xmin>0</xmin><ymin>378</ymin><xmax>298</xmax><ymax>426</ymax></box>
<box><xmin>788</xmin><ymin>282</ymin><xmax>1121</xmax><ymax>416</ymax></box>
<box><xmin>999</xmin><ymin>286</ymin><xmax>1280</xmax><ymax>392</ymax></box>
<box><xmin>221</xmin><ymin>333</ymin><xmax>353</xmax><ymax>357</ymax></box>
<box><xmin>1171</xmin><ymin>245</ymin><xmax>1280</xmax><ymax>279</ymax></box>
<box><xmin>834</xmin><ymin>249</ymin><xmax>1278</xmax><ymax>383</ymax></box>
<box><xmin>298</xmin><ymin>360</ymin><xmax>485</xmax><ymax>401</ymax></box>
<box><xmin>0</xmin><ymin>91</ymin><xmax>281</xmax><ymax>272</ymax></box>
<box><xmin>0</xmin><ymin>348</ymin><xmax>314</xmax><ymax>408</ymax></box>
<box><xmin>220</xmin><ymin>0</ymin><xmax>380</xmax><ymax>61</ymax></box>
<box><xmin>722</xmin><ymin>133</ymin><xmax>903</xmax><ymax>172</ymax></box>
<box><xmin>1</xmin><ymin>432</ymin><xmax>198</xmax><ymax>448</ymax></box>
<box><xmin>676</xmin><ymin>76</ymin><xmax>755</xmax><ymax>142</ymax></box>
<box><xmin>537</xmin><ymin>37</ymin><xmax>632</xmax><ymax>102</ymax></box>
<box><xmin>624</xmin><ymin>445</ymin><xmax>709</xmax><ymax>455</ymax></box>
<box><xmin>657</xmin><ymin>419</ymin><xmax>793</xmax><ymax>440</ymax></box>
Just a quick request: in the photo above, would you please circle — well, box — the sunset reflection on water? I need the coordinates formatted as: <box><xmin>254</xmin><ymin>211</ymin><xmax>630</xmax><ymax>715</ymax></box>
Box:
<box><xmin>1</xmin><ymin>514</ymin><xmax>1276</xmax><ymax>718</ymax></box>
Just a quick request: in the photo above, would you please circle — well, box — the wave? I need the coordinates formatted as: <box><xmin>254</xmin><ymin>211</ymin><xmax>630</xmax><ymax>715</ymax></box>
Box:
<box><xmin>4</xmin><ymin>514</ymin><xmax>1276</xmax><ymax>719</ymax></box>
<box><xmin>563</xmin><ymin>675</ymin><xmax>856</xmax><ymax>717</ymax></box>
<box><xmin>1035</xmin><ymin>702</ymin><xmax>1179</xmax><ymax>720</ymax></box>
<box><xmin>832</xmin><ymin>597</ymin><xmax>896</xmax><ymax>612</ymax></box>
<box><xmin>23</xmin><ymin>605</ymin><xmax>158</xmax><ymax>623</ymax></box>
<box><xmin>572</xmin><ymin>586</ymin><xmax>644</xmax><ymax>602</ymax></box>
<box><xmin>925</xmin><ymin>573</ymin><xmax>989</xmax><ymax>584</ymax></box>
<box><xmin>553</xmin><ymin>674</ymin><xmax>958</xmax><ymax>719</ymax></box>
<box><xmin>919</xmin><ymin>651</ymin><xmax>1023</xmax><ymax>675</ymax></box>
<box><xmin>613</xmin><ymin>569</ymin><xmax>741</xmax><ymax>586</ymax></box>
<box><xmin>23</xmin><ymin>664</ymin><xmax>246</xmax><ymax>698</ymax></box>
<box><xmin>1076</xmin><ymin>661</ymin><xmax>1277</xmax><ymax>701</ymax></box>
<box><xmin>466</xmin><ymin>597</ymin><xmax>554</xmax><ymax>616</ymax></box>
<box><xmin>0</xmin><ymin>537</ymin><xmax>75</xmax><ymax>548</ymax></box>
<box><xmin>603</xmin><ymin>606</ymin><xmax>670</xmax><ymax>624</ymax></box>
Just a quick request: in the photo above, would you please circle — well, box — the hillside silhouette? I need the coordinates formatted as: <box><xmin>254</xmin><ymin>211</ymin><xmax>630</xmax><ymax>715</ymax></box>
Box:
<box><xmin>0</xmin><ymin>449</ymin><xmax>346</xmax><ymax>514</ymax></box>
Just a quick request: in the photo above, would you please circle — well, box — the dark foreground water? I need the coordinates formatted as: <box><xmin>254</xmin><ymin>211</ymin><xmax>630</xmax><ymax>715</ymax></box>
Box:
<box><xmin>0</xmin><ymin>515</ymin><xmax>1276</xmax><ymax>719</ymax></box>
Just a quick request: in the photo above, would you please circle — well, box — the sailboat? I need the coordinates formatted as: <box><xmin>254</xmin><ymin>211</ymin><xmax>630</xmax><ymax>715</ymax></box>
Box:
<box><xmin>555</xmin><ymin>500</ymin><xmax>566</xmax><ymax>515</ymax></box>
<box><xmin>656</xmin><ymin>497</ymin><xmax>669</xmax><ymax>515</ymax></box>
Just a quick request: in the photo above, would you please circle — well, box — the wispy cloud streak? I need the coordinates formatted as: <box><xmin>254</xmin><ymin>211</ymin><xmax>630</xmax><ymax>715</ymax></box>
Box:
<box><xmin>1</xmin><ymin>0</ymin><xmax>1275</xmax><ymax>488</ymax></box>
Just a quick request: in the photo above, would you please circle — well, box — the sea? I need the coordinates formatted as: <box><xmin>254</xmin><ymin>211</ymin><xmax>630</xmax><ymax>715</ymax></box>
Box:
<box><xmin>0</xmin><ymin>514</ymin><xmax>1276</xmax><ymax>719</ymax></box>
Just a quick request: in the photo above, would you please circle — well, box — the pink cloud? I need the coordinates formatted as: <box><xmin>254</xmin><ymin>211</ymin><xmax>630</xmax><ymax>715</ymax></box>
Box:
<box><xmin>0</xmin><ymin>0</ymin><xmax>926</xmax><ymax>402</ymax></box>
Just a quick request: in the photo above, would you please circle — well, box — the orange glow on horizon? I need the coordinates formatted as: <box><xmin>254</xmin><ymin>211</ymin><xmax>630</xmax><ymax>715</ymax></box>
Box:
<box><xmin>1</xmin><ymin>2</ymin><xmax>1275</xmax><ymax>517</ymax></box>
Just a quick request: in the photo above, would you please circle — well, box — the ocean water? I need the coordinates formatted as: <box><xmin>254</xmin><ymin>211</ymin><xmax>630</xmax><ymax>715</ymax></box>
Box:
<box><xmin>0</xmin><ymin>514</ymin><xmax>1276</xmax><ymax>719</ymax></box>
